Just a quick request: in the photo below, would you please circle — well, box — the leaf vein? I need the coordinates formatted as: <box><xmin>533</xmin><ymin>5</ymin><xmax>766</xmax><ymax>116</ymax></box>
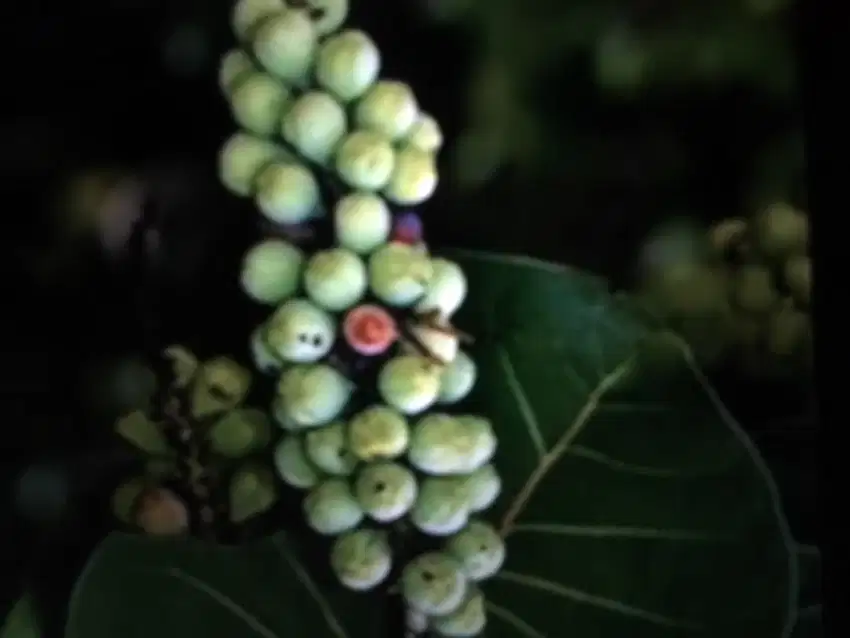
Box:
<box><xmin>794</xmin><ymin>543</ymin><xmax>819</xmax><ymax>557</ymax></box>
<box><xmin>797</xmin><ymin>604</ymin><xmax>822</xmax><ymax>618</ymax></box>
<box><xmin>271</xmin><ymin>536</ymin><xmax>349</xmax><ymax>638</ymax></box>
<box><xmin>498</xmin><ymin>346</ymin><xmax>547</xmax><ymax>458</ymax></box>
<box><xmin>567</xmin><ymin>445</ymin><xmax>687</xmax><ymax>478</ymax></box>
<box><xmin>680</xmin><ymin>341</ymin><xmax>799</xmax><ymax>638</ymax></box>
<box><xmin>597</xmin><ymin>401</ymin><xmax>673</xmax><ymax>414</ymax></box>
<box><xmin>509</xmin><ymin>523</ymin><xmax>728</xmax><ymax>542</ymax></box>
<box><xmin>486</xmin><ymin>601</ymin><xmax>548</xmax><ymax>638</ymax></box>
<box><xmin>165</xmin><ymin>568</ymin><xmax>279</xmax><ymax>638</ymax></box>
<box><xmin>495</xmin><ymin>571</ymin><xmax>702</xmax><ymax>631</ymax></box>
<box><xmin>500</xmin><ymin>356</ymin><xmax>636</xmax><ymax>535</ymax></box>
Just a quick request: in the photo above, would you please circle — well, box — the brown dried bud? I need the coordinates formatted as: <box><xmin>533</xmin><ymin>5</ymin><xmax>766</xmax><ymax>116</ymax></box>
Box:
<box><xmin>135</xmin><ymin>487</ymin><xmax>189</xmax><ymax>536</ymax></box>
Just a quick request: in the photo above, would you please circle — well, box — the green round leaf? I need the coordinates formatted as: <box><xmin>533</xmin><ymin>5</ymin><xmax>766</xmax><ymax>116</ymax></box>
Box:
<box><xmin>446</xmin><ymin>250</ymin><xmax>796</xmax><ymax>638</ymax></box>
<box><xmin>65</xmin><ymin>533</ymin><xmax>384</xmax><ymax>638</ymax></box>
<box><xmin>2</xmin><ymin>594</ymin><xmax>41</xmax><ymax>638</ymax></box>
<box><xmin>65</xmin><ymin>250</ymin><xmax>796</xmax><ymax>638</ymax></box>
<box><xmin>792</xmin><ymin>544</ymin><xmax>821</xmax><ymax>638</ymax></box>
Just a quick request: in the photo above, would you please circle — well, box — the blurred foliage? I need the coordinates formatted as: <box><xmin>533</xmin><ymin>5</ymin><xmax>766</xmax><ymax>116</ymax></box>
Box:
<box><xmin>422</xmin><ymin>0</ymin><xmax>801</xmax><ymax>200</ymax></box>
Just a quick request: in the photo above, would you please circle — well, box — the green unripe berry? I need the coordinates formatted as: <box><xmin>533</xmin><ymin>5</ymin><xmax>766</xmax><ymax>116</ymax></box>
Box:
<box><xmin>271</xmin><ymin>396</ymin><xmax>301</xmax><ymax>431</ymax></box>
<box><xmin>114</xmin><ymin>410</ymin><xmax>170</xmax><ymax>456</ymax></box>
<box><xmin>304</xmin><ymin>478</ymin><xmax>364</xmax><ymax>535</ymax></box>
<box><xmin>431</xmin><ymin>589</ymin><xmax>487</xmax><ymax>637</ymax></box>
<box><xmin>462</xmin><ymin>464</ymin><xmax>501</xmax><ymax>513</ymax></box>
<box><xmin>251</xmin><ymin>8</ymin><xmax>317</xmax><ymax>85</ymax></box>
<box><xmin>266</xmin><ymin>299</ymin><xmax>335</xmax><ymax>363</ymax></box>
<box><xmin>784</xmin><ymin>255</ymin><xmax>811</xmax><ymax>304</ymax></box>
<box><xmin>348</xmin><ymin>405</ymin><xmax>410</xmax><ymax>461</ymax></box>
<box><xmin>416</xmin><ymin>258</ymin><xmax>467</xmax><ymax>318</ymax></box>
<box><xmin>355</xmin><ymin>80</ymin><xmax>419</xmax><ymax>141</ymax></box>
<box><xmin>753</xmin><ymin>203</ymin><xmax>809</xmax><ymax>259</ymax></box>
<box><xmin>229</xmin><ymin>465</ymin><xmax>278</xmax><ymax>523</ymax></box>
<box><xmin>250</xmin><ymin>325</ymin><xmax>282</xmax><ymax>374</ymax></box>
<box><xmin>273</xmin><ymin>434</ymin><xmax>321</xmax><ymax>489</ymax></box>
<box><xmin>401</xmin><ymin>552</ymin><xmax>468</xmax><ymax>616</ymax></box>
<box><xmin>405</xmin><ymin>113</ymin><xmax>443</xmax><ymax>153</ymax></box>
<box><xmin>408</xmin><ymin>414</ymin><xmax>487</xmax><ymax>475</ymax></box>
<box><xmin>354</xmin><ymin>462</ymin><xmax>418</xmax><ymax>523</ymax></box>
<box><xmin>330</xmin><ymin>528</ymin><xmax>392</xmax><ymax>591</ymax></box>
<box><xmin>208</xmin><ymin>408</ymin><xmax>271</xmax><ymax>458</ymax></box>
<box><xmin>437</xmin><ymin>349</ymin><xmax>476</xmax><ymax>404</ymax></box>
<box><xmin>281</xmin><ymin>91</ymin><xmax>348</xmax><ymax>165</ymax></box>
<box><xmin>333</xmin><ymin>192</ymin><xmax>392</xmax><ymax>254</ymax></box>
<box><xmin>219</xmin><ymin>48</ymin><xmax>254</xmax><ymax>96</ymax></box>
<box><xmin>410</xmin><ymin>476</ymin><xmax>470</xmax><ymax>536</ymax></box>
<box><xmin>303</xmin><ymin>248</ymin><xmax>368</xmax><ymax>311</ymax></box>
<box><xmin>766</xmin><ymin>303</ymin><xmax>810</xmax><ymax>357</ymax></box>
<box><xmin>255</xmin><ymin>161</ymin><xmax>320</xmax><ymax>225</ymax></box>
<box><xmin>734</xmin><ymin>264</ymin><xmax>777</xmax><ymax>313</ymax></box>
<box><xmin>453</xmin><ymin>416</ymin><xmax>497</xmax><ymax>471</ymax></box>
<box><xmin>230</xmin><ymin>71</ymin><xmax>291</xmax><ymax>136</ymax></box>
<box><xmin>405</xmin><ymin>608</ymin><xmax>429</xmax><ymax>634</ymax></box>
<box><xmin>316</xmin><ymin>30</ymin><xmax>381</xmax><ymax>102</ymax></box>
<box><xmin>335</xmin><ymin>130</ymin><xmax>396</xmax><ymax>191</ymax></box>
<box><xmin>240</xmin><ymin>239</ymin><xmax>304</xmax><ymax>305</ymax></box>
<box><xmin>446</xmin><ymin>521</ymin><xmax>506</xmax><ymax>581</ymax></box>
<box><xmin>304</xmin><ymin>422</ymin><xmax>357</xmax><ymax>476</ymax></box>
<box><xmin>383</xmin><ymin>146</ymin><xmax>438</xmax><ymax>206</ymax></box>
<box><xmin>378</xmin><ymin>355</ymin><xmax>442</xmax><ymax>415</ymax></box>
<box><xmin>218</xmin><ymin>133</ymin><xmax>284</xmax><ymax>197</ymax></box>
<box><xmin>232</xmin><ymin>0</ymin><xmax>284</xmax><ymax>41</ymax></box>
<box><xmin>301</xmin><ymin>0</ymin><xmax>349</xmax><ymax>36</ymax></box>
<box><xmin>191</xmin><ymin>357</ymin><xmax>252</xmax><ymax>419</ymax></box>
<box><xmin>368</xmin><ymin>243</ymin><xmax>433</xmax><ymax>306</ymax></box>
<box><xmin>277</xmin><ymin>364</ymin><xmax>352</xmax><ymax>427</ymax></box>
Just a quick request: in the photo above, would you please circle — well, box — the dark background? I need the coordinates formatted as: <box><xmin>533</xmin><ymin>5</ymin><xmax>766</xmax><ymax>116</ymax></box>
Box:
<box><xmin>2</xmin><ymin>0</ymin><xmax>816</xmax><ymax>633</ymax></box>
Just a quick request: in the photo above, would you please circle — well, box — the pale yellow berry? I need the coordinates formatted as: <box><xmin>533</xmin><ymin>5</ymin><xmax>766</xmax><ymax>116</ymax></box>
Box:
<box><xmin>255</xmin><ymin>162</ymin><xmax>320</xmax><ymax>224</ymax></box>
<box><xmin>355</xmin><ymin>80</ymin><xmax>419</xmax><ymax>141</ymax></box>
<box><xmin>218</xmin><ymin>49</ymin><xmax>254</xmax><ymax>96</ymax></box>
<box><xmin>281</xmin><ymin>91</ymin><xmax>348</xmax><ymax>165</ymax></box>
<box><xmin>333</xmin><ymin>192</ymin><xmax>392</xmax><ymax>254</ymax></box>
<box><xmin>316</xmin><ymin>30</ymin><xmax>381</xmax><ymax>102</ymax></box>
<box><xmin>383</xmin><ymin>146</ymin><xmax>438</xmax><ymax>206</ymax></box>
<box><xmin>405</xmin><ymin>113</ymin><xmax>443</xmax><ymax>152</ymax></box>
<box><xmin>251</xmin><ymin>8</ymin><xmax>317</xmax><ymax>85</ymax></box>
<box><xmin>229</xmin><ymin>72</ymin><xmax>291</xmax><ymax>136</ymax></box>
<box><xmin>231</xmin><ymin>0</ymin><xmax>285</xmax><ymax>41</ymax></box>
<box><xmin>335</xmin><ymin>130</ymin><xmax>396</xmax><ymax>191</ymax></box>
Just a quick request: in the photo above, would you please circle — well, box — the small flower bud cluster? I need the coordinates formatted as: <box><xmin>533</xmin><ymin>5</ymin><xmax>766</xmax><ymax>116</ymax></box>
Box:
<box><xmin>111</xmin><ymin>347</ymin><xmax>281</xmax><ymax>538</ymax></box>
<box><xmin>219</xmin><ymin>2</ymin><xmax>503</xmax><ymax>634</ymax></box>
<box><xmin>640</xmin><ymin>202</ymin><xmax>812</xmax><ymax>376</ymax></box>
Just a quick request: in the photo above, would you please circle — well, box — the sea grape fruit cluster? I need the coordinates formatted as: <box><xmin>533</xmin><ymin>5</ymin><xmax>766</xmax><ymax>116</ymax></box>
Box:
<box><xmin>219</xmin><ymin>0</ymin><xmax>442</xmax><ymax>229</ymax></box>
<box><xmin>111</xmin><ymin>346</ymin><xmax>280</xmax><ymax>536</ymax></box>
<box><xmin>638</xmin><ymin>202</ymin><xmax>812</xmax><ymax>376</ymax></box>
<box><xmin>218</xmin><ymin>1</ymin><xmax>505</xmax><ymax>634</ymax></box>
